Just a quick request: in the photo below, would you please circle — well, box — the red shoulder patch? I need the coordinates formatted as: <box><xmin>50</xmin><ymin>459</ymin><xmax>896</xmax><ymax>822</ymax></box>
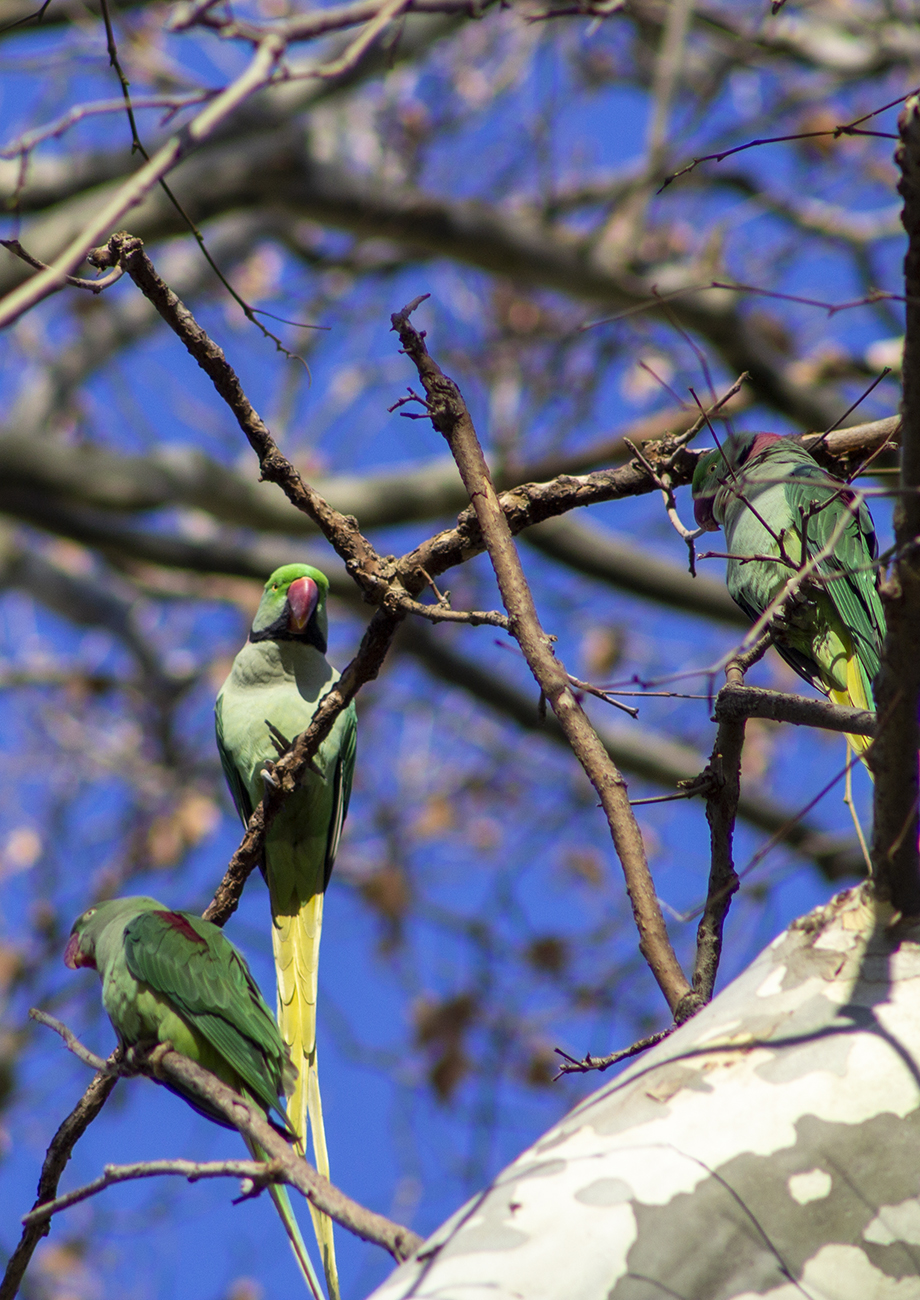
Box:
<box><xmin>155</xmin><ymin>911</ymin><xmax>207</xmax><ymax>944</ymax></box>
<box><xmin>748</xmin><ymin>432</ymin><xmax>783</xmax><ymax>460</ymax></box>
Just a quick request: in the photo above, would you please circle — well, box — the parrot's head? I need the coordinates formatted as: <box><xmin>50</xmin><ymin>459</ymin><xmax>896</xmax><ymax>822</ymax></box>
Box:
<box><xmin>691</xmin><ymin>431</ymin><xmax>782</xmax><ymax>530</ymax></box>
<box><xmin>65</xmin><ymin>896</ymin><xmax>164</xmax><ymax>970</ymax></box>
<box><xmin>250</xmin><ymin>564</ymin><xmax>330</xmax><ymax>654</ymax></box>
<box><xmin>691</xmin><ymin>445</ymin><xmax>732</xmax><ymax>532</ymax></box>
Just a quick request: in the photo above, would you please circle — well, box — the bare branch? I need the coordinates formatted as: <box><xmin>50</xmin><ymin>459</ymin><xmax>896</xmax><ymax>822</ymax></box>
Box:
<box><xmin>0</xmin><ymin>1061</ymin><xmax>119</xmax><ymax>1300</ymax></box>
<box><xmin>22</xmin><ymin>1158</ymin><xmax>283</xmax><ymax>1227</ymax></box>
<box><xmin>1</xmin><ymin>239</ymin><xmax>124</xmax><ymax>293</ymax></box>
<box><xmin>142</xmin><ymin>1046</ymin><xmax>422</xmax><ymax>1260</ymax></box>
<box><xmin>870</xmin><ymin>98</ymin><xmax>920</xmax><ymax>913</ymax></box>
<box><xmin>553</xmin><ymin>1027</ymin><xmax>675</xmax><ymax>1076</ymax></box>
<box><xmin>714</xmin><ymin>685</ymin><xmax>876</xmax><ymax>737</ymax></box>
<box><xmin>28</xmin><ymin>1010</ymin><xmax>114</xmax><ymax>1074</ymax></box>
<box><xmin>25</xmin><ymin>1018</ymin><xmax>422</xmax><ymax>1263</ymax></box>
<box><xmin>391</xmin><ymin>297</ymin><xmax>693</xmax><ymax>1018</ymax></box>
<box><xmin>0</xmin><ymin>94</ymin><xmax>212</xmax><ymax>158</ymax></box>
<box><xmin>0</xmin><ymin>37</ymin><xmax>284</xmax><ymax>330</ymax></box>
<box><xmin>692</xmin><ymin>713</ymin><xmax>742</xmax><ymax>1008</ymax></box>
<box><xmin>404</xmin><ymin>621</ymin><xmax>868</xmax><ymax>881</ymax></box>
<box><xmin>310</xmin><ymin>0</ymin><xmax>411</xmax><ymax>80</ymax></box>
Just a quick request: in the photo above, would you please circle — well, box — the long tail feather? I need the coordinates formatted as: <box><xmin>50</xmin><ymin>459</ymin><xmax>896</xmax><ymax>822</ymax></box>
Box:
<box><xmin>273</xmin><ymin>890</ymin><xmax>340</xmax><ymax>1300</ymax></box>
<box><xmin>305</xmin><ymin>1049</ymin><xmax>338</xmax><ymax>1294</ymax></box>
<box><xmin>829</xmin><ymin>644</ymin><xmax>874</xmax><ymax>772</ymax></box>
<box><xmin>244</xmin><ymin>1135</ymin><xmax>324</xmax><ymax>1299</ymax></box>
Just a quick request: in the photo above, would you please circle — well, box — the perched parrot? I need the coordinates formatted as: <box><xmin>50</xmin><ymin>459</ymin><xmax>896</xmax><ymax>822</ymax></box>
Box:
<box><xmin>692</xmin><ymin>431</ymin><xmax>885</xmax><ymax>759</ymax></box>
<box><xmin>215</xmin><ymin>563</ymin><xmax>357</xmax><ymax>1300</ymax></box>
<box><xmin>64</xmin><ymin>895</ymin><xmax>324</xmax><ymax>1298</ymax></box>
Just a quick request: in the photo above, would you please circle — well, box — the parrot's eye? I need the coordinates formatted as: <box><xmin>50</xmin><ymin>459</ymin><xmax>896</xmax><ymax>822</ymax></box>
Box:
<box><xmin>82</xmin><ymin>907</ymin><xmax>96</xmax><ymax>921</ymax></box>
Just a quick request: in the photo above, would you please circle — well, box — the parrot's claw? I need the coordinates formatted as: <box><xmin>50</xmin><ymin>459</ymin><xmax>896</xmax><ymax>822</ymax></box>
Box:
<box><xmin>266</xmin><ymin>720</ymin><xmax>293</xmax><ymax>756</ymax></box>
<box><xmin>262</xmin><ymin>763</ymin><xmax>279</xmax><ymax>790</ymax></box>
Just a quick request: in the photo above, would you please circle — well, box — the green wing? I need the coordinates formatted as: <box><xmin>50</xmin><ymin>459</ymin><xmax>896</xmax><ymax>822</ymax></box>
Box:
<box><xmin>784</xmin><ymin>461</ymin><xmax>885</xmax><ymax>688</ymax></box>
<box><xmin>323</xmin><ymin>703</ymin><xmax>357</xmax><ymax>890</ymax></box>
<box><xmin>215</xmin><ymin>693</ymin><xmax>254</xmax><ymax>826</ymax></box>
<box><xmin>124</xmin><ymin>909</ymin><xmax>292</xmax><ymax>1126</ymax></box>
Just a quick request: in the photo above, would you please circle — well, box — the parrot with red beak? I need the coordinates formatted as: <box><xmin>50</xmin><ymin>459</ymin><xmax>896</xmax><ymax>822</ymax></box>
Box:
<box><xmin>691</xmin><ymin>432</ymin><xmax>884</xmax><ymax>761</ymax></box>
<box><xmin>65</xmin><ymin>895</ymin><xmax>324</xmax><ymax>1297</ymax></box>
<box><xmin>216</xmin><ymin>564</ymin><xmax>357</xmax><ymax>1299</ymax></box>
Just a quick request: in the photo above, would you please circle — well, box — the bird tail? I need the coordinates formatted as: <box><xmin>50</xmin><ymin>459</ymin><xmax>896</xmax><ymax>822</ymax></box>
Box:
<box><xmin>243</xmin><ymin>1135</ymin><xmax>325</xmax><ymax>1299</ymax></box>
<box><xmin>829</xmin><ymin>641</ymin><xmax>874</xmax><ymax>772</ymax></box>
<box><xmin>273</xmin><ymin>890</ymin><xmax>340</xmax><ymax>1300</ymax></box>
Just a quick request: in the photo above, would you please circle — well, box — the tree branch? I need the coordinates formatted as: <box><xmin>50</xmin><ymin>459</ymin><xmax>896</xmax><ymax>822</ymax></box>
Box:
<box><xmin>22</xmin><ymin>1158</ymin><xmax>283</xmax><ymax>1227</ymax></box>
<box><xmin>90</xmin><ymin>232</ymin><xmax>386</xmax><ymax>588</ymax></box>
<box><xmin>870</xmin><ymin>98</ymin><xmax>920</xmax><ymax>913</ymax></box>
<box><xmin>713</xmin><ymin>684</ymin><xmax>876</xmax><ymax>736</ymax></box>
<box><xmin>692</xmin><ymin>711</ymin><xmax>743</xmax><ymax>1007</ymax></box>
<box><xmin>25</xmin><ymin>1017</ymin><xmax>422</xmax><ymax>1263</ymax></box>
<box><xmin>0</xmin><ymin>1061</ymin><xmax>119</xmax><ymax>1300</ymax></box>
<box><xmin>0</xmin><ymin>38</ymin><xmax>285</xmax><ymax>330</ymax></box>
<box><xmin>553</xmin><ymin>1027</ymin><xmax>675</xmax><ymax>1077</ymax></box>
<box><xmin>402</xmin><ymin>622</ymin><xmax>868</xmax><ymax>881</ymax></box>
<box><xmin>391</xmin><ymin>297</ymin><xmax>692</xmax><ymax>1018</ymax></box>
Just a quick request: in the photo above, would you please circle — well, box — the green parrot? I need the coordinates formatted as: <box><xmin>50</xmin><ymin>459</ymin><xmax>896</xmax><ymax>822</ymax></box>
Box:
<box><xmin>64</xmin><ymin>895</ymin><xmax>324</xmax><ymax>1298</ymax></box>
<box><xmin>215</xmin><ymin>563</ymin><xmax>357</xmax><ymax>1300</ymax></box>
<box><xmin>692</xmin><ymin>431</ymin><xmax>885</xmax><ymax>759</ymax></box>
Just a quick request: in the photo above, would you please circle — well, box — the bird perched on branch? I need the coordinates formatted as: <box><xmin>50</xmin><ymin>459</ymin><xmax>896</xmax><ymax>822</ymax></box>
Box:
<box><xmin>691</xmin><ymin>431</ymin><xmax>885</xmax><ymax>762</ymax></box>
<box><xmin>215</xmin><ymin>563</ymin><xmax>357</xmax><ymax>1300</ymax></box>
<box><xmin>65</xmin><ymin>895</ymin><xmax>324</xmax><ymax>1298</ymax></box>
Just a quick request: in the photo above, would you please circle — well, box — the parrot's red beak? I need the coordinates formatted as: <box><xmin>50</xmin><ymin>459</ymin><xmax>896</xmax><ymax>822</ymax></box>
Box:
<box><xmin>693</xmin><ymin>495</ymin><xmax>720</xmax><ymax>533</ymax></box>
<box><xmin>64</xmin><ymin>931</ymin><xmax>94</xmax><ymax>969</ymax></box>
<box><xmin>286</xmin><ymin>577</ymin><xmax>319</xmax><ymax>633</ymax></box>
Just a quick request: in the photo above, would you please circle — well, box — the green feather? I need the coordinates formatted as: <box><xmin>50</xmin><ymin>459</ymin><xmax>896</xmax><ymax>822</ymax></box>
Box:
<box><xmin>123</xmin><ymin>909</ymin><xmax>293</xmax><ymax>1125</ymax></box>
<box><xmin>65</xmin><ymin>896</ymin><xmax>324</xmax><ymax>1297</ymax></box>
<box><xmin>692</xmin><ymin>433</ymin><xmax>885</xmax><ymax>723</ymax></box>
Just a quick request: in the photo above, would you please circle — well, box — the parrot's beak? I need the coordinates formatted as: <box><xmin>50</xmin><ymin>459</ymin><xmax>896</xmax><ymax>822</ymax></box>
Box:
<box><xmin>693</xmin><ymin>494</ymin><xmax>720</xmax><ymax>533</ymax></box>
<box><xmin>286</xmin><ymin>577</ymin><xmax>319</xmax><ymax>633</ymax></box>
<box><xmin>64</xmin><ymin>931</ymin><xmax>94</xmax><ymax>969</ymax></box>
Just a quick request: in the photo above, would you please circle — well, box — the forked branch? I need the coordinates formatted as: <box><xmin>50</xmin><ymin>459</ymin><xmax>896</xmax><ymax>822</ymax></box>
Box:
<box><xmin>391</xmin><ymin>297</ymin><xmax>694</xmax><ymax>1018</ymax></box>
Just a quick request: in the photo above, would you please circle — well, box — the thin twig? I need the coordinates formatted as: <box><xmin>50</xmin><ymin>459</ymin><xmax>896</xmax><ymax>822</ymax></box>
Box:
<box><xmin>397</xmin><ymin>597</ymin><xmax>511</xmax><ymax>629</ymax></box>
<box><xmin>22</xmin><ymin>1158</ymin><xmax>284</xmax><ymax>1226</ymax></box>
<box><xmin>1</xmin><ymin>239</ymin><xmax>124</xmax><ymax>294</ymax></box>
<box><xmin>28</xmin><ymin>1010</ymin><xmax>115</xmax><ymax>1074</ymax></box>
<box><xmin>553</xmin><ymin>1027</ymin><xmax>675</xmax><ymax>1076</ymax></box>
<box><xmin>565</xmin><ymin>671</ymin><xmax>640</xmax><ymax>718</ymax></box>
<box><xmin>0</xmin><ymin>93</ymin><xmax>213</xmax><ymax>156</ymax></box>
<box><xmin>311</xmin><ymin>0</ymin><xmax>410</xmax><ymax>78</ymax></box>
<box><xmin>623</xmin><ymin>435</ymin><xmax>702</xmax><ymax>570</ymax></box>
<box><xmin>660</xmin><ymin>86</ymin><xmax>920</xmax><ymax>189</ymax></box>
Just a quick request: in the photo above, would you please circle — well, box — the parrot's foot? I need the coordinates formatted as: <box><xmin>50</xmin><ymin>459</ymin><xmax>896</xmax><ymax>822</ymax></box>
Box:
<box><xmin>124</xmin><ymin>1041</ymin><xmax>171</xmax><ymax>1077</ymax></box>
<box><xmin>261</xmin><ymin>762</ymin><xmax>279</xmax><ymax>790</ymax></box>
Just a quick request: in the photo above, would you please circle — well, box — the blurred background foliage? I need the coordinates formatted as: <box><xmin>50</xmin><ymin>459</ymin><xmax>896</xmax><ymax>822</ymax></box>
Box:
<box><xmin>0</xmin><ymin>0</ymin><xmax>913</xmax><ymax>1295</ymax></box>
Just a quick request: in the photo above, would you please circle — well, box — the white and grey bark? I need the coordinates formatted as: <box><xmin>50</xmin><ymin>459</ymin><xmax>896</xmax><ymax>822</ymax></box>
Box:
<box><xmin>366</xmin><ymin>886</ymin><xmax>920</xmax><ymax>1300</ymax></box>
